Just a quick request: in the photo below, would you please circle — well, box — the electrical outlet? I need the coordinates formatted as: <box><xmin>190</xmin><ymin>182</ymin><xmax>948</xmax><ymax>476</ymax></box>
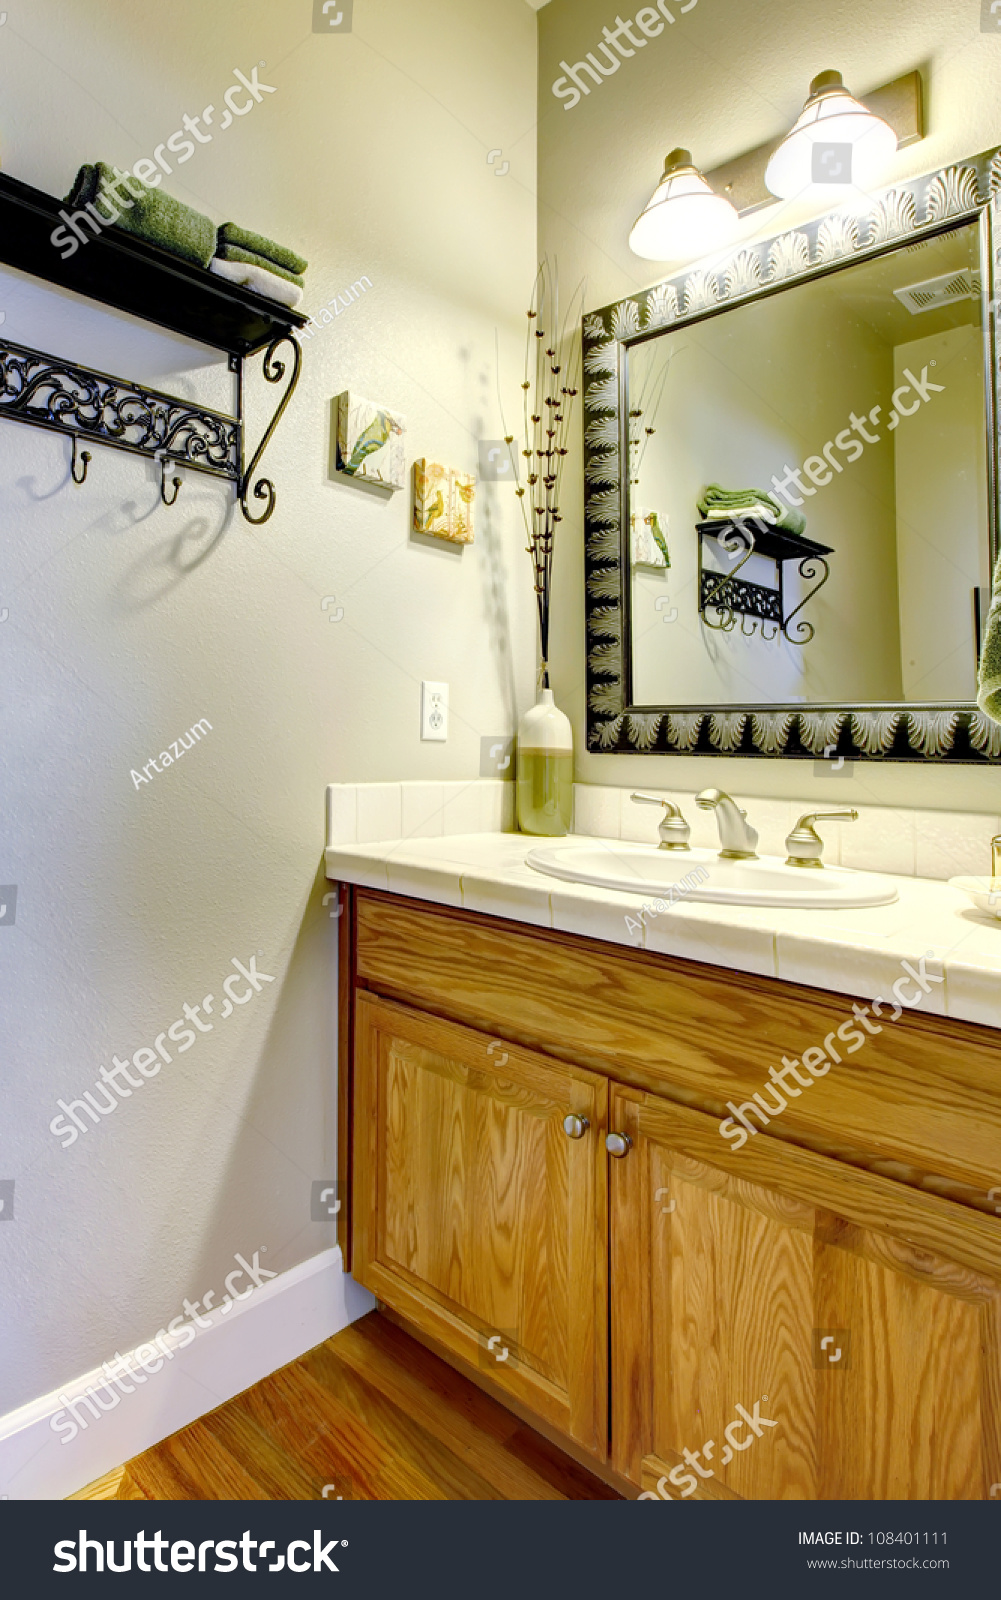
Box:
<box><xmin>421</xmin><ymin>681</ymin><xmax>449</xmax><ymax>742</ymax></box>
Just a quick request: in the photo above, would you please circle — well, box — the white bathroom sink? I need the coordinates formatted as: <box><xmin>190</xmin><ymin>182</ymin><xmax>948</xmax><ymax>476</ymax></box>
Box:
<box><xmin>525</xmin><ymin>840</ymin><xmax>899</xmax><ymax>910</ymax></box>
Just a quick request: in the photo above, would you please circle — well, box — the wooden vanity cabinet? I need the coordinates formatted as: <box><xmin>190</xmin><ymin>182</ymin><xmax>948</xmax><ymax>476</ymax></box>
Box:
<box><xmin>611</xmin><ymin>1086</ymin><xmax>1001</xmax><ymax>1500</ymax></box>
<box><xmin>350</xmin><ymin>992</ymin><xmax>608</xmax><ymax>1457</ymax></box>
<box><xmin>341</xmin><ymin>887</ymin><xmax>1001</xmax><ymax>1500</ymax></box>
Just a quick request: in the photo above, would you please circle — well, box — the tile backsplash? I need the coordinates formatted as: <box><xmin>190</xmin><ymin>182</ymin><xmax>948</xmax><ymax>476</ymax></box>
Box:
<box><xmin>326</xmin><ymin>779</ymin><xmax>514</xmax><ymax>847</ymax></box>
<box><xmin>327</xmin><ymin>778</ymin><xmax>998</xmax><ymax>883</ymax></box>
<box><xmin>574</xmin><ymin>784</ymin><xmax>1000</xmax><ymax>883</ymax></box>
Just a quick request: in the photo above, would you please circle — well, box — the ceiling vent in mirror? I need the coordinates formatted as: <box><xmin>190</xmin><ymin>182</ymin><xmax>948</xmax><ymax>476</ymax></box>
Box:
<box><xmin>892</xmin><ymin>268</ymin><xmax>980</xmax><ymax>315</ymax></box>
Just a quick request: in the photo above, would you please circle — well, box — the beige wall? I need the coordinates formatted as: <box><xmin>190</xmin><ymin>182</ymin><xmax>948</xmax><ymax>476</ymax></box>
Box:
<box><xmin>894</xmin><ymin>324</ymin><xmax>989</xmax><ymax>700</ymax></box>
<box><xmin>539</xmin><ymin>0</ymin><xmax>1001</xmax><ymax>809</ymax></box>
<box><xmin>0</xmin><ymin>0</ymin><xmax>537</xmax><ymax>1415</ymax></box>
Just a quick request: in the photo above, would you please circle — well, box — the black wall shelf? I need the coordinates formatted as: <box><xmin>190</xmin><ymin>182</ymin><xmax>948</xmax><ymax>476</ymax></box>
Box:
<box><xmin>0</xmin><ymin>171</ymin><xmax>305</xmax><ymax>521</ymax></box>
<box><xmin>697</xmin><ymin>517</ymin><xmax>834</xmax><ymax>644</ymax></box>
<box><xmin>0</xmin><ymin>172</ymin><xmax>305</xmax><ymax>355</ymax></box>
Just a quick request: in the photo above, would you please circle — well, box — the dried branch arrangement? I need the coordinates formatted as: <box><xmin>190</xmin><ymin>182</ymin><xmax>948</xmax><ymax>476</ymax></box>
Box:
<box><xmin>503</xmin><ymin>260</ymin><xmax>585</xmax><ymax>689</ymax></box>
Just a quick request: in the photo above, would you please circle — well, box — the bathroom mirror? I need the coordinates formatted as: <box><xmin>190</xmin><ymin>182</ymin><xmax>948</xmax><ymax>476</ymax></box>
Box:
<box><xmin>583</xmin><ymin>148</ymin><xmax>1001</xmax><ymax>762</ymax></box>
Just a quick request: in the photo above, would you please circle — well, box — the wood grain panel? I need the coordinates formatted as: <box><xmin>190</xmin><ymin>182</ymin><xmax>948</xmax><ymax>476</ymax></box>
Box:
<box><xmin>640</xmin><ymin>1451</ymin><xmax>742</xmax><ymax>1500</ymax></box>
<box><xmin>354</xmin><ymin>891</ymin><xmax>1001</xmax><ymax>1208</ymax></box>
<box><xmin>662</xmin><ymin>1167</ymin><xmax>816</xmax><ymax>1500</ymax></box>
<box><xmin>813</xmin><ymin>1240</ymin><xmax>984</xmax><ymax>1500</ymax></box>
<box><xmin>352</xmin><ymin>994</ymin><xmax>608</xmax><ymax>1456</ymax></box>
<box><xmin>612</xmin><ymin>1085</ymin><xmax>1001</xmax><ymax>1500</ymax></box>
<box><xmin>635</xmin><ymin>1092</ymin><xmax>1001</xmax><ymax>1283</ymax></box>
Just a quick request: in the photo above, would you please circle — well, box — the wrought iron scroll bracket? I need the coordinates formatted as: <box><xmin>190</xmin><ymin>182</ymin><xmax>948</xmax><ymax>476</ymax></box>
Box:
<box><xmin>700</xmin><ymin>522</ymin><xmax>756</xmax><ymax>632</ymax></box>
<box><xmin>781</xmin><ymin>556</ymin><xmax>831</xmax><ymax>646</ymax></box>
<box><xmin>237</xmin><ymin>334</ymin><xmax>302</xmax><ymax>526</ymax></box>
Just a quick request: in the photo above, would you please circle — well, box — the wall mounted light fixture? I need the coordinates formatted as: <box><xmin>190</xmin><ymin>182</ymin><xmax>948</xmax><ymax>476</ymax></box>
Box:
<box><xmin>628</xmin><ymin>148</ymin><xmax>739</xmax><ymax>262</ymax></box>
<box><xmin>763</xmin><ymin>70</ymin><xmax>898</xmax><ymax>200</ymax></box>
<box><xmin>704</xmin><ymin>70</ymin><xmax>923</xmax><ymax>217</ymax></box>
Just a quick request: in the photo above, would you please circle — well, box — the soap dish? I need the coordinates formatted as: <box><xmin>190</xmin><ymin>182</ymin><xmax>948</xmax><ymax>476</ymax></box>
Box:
<box><xmin>949</xmin><ymin>876</ymin><xmax>1001</xmax><ymax>920</ymax></box>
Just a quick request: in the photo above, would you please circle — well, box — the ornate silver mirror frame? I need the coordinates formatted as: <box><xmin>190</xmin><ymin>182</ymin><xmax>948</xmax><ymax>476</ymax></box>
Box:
<box><xmin>583</xmin><ymin>147</ymin><xmax>1001</xmax><ymax>762</ymax></box>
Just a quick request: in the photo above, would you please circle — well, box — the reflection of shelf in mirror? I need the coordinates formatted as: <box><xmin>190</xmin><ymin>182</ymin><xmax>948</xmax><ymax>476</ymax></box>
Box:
<box><xmin>697</xmin><ymin>517</ymin><xmax>834</xmax><ymax>646</ymax></box>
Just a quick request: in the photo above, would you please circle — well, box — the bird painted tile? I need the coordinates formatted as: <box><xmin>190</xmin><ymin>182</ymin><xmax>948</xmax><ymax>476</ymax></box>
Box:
<box><xmin>413</xmin><ymin>459</ymin><xmax>475</xmax><ymax>544</ymax></box>
<box><xmin>335</xmin><ymin>392</ymin><xmax>407</xmax><ymax>490</ymax></box>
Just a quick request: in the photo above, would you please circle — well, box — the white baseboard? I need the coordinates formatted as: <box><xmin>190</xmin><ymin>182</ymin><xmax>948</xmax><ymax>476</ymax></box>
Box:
<box><xmin>0</xmin><ymin>1246</ymin><xmax>375</xmax><ymax>1501</ymax></box>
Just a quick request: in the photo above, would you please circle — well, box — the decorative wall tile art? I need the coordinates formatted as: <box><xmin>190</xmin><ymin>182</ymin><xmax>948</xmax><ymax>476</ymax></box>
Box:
<box><xmin>630</xmin><ymin>506</ymin><xmax>670</xmax><ymax>568</ymax></box>
<box><xmin>335</xmin><ymin>391</ymin><xmax>406</xmax><ymax>490</ymax></box>
<box><xmin>413</xmin><ymin>458</ymin><xmax>475</xmax><ymax>544</ymax></box>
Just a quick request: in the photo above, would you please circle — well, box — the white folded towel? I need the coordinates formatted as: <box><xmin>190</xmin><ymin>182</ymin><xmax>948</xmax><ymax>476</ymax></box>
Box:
<box><xmin>209</xmin><ymin>255</ymin><xmax>304</xmax><ymax>310</ymax></box>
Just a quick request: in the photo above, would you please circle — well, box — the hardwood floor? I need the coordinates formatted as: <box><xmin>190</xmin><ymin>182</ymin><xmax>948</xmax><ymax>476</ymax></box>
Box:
<box><xmin>77</xmin><ymin>1312</ymin><xmax>620</xmax><ymax>1501</ymax></box>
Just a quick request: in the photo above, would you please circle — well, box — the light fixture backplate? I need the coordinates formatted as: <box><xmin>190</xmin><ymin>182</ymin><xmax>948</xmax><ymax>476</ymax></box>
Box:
<box><xmin>706</xmin><ymin>69</ymin><xmax>924</xmax><ymax>217</ymax></box>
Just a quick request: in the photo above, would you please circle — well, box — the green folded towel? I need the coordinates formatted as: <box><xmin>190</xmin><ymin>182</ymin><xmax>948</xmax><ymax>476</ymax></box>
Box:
<box><xmin>215</xmin><ymin>240</ymin><xmax>304</xmax><ymax>288</ymax></box>
<box><xmin>978</xmin><ymin>551</ymin><xmax>1001</xmax><ymax>725</ymax></box>
<box><xmin>217</xmin><ymin>222</ymin><xmax>307</xmax><ymax>277</ymax></box>
<box><xmin>697</xmin><ymin>483</ymin><xmax>807</xmax><ymax>538</ymax></box>
<box><xmin>65</xmin><ymin>162</ymin><xmax>215</xmax><ymax>268</ymax></box>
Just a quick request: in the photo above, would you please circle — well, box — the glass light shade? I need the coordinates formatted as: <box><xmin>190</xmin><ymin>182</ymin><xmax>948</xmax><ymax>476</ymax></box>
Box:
<box><xmin>629</xmin><ymin>149</ymin><xmax>739</xmax><ymax>262</ymax></box>
<box><xmin>764</xmin><ymin>71</ymin><xmax>898</xmax><ymax>200</ymax></box>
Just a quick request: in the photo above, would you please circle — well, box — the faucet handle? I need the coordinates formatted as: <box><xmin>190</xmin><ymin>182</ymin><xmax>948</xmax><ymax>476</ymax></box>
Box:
<box><xmin>630</xmin><ymin>792</ymin><xmax>691</xmax><ymax>851</ymax></box>
<box><xmin>785</xmin><ymin>809</ymin><xmax>858</xmax><ymax>869</ymax></box>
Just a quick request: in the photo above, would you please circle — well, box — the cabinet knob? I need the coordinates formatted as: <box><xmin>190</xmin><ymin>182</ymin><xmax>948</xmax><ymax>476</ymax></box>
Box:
<box><xmin>605</xmin><ymin>1131</ymin><xmax>633</xmax><ymax>1158</ymax></box>
<box><xmin>562</xmin><ymin>1113</ymin><xmax>590</xmax><ymax>1140</ymax></box>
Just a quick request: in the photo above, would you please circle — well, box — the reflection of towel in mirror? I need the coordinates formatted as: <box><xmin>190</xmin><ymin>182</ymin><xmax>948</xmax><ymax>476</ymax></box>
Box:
<box><xmin>977</xmin><ymin>552</ymin><xmax>1001</xmax><ymax>724</ymax></box>
<box><xmin>698</xmin><ymin>484</ymin><xmax>806</xmax><ymax>538</ymax></box>
<box><xmin>631</xmin><ymin>508</ymin><xmax>670</xmax><ymax>567</ymax></box>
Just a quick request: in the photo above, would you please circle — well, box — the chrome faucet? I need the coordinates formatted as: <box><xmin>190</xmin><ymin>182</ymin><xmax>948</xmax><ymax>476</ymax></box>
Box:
<box><xmin>785</xmin><ymin>809</ymin><xmax>858</xmax><ymax>868</ymax></box>
<box><xmin>696</xmin><ymin>788</ymin><xmax>758</xmax><ymax>859</ymax></box>
<box><xmin>630</xmin><ymin>792</ymin><xmax>691</xmax><ymax>850</ymax></box>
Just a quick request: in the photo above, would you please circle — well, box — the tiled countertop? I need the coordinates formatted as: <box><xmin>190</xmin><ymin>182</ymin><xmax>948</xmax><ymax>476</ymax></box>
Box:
<box><xmin>324</xmin><ymin>826</ymin><xmax>1001</xmax><ymax>1032</ymax></box>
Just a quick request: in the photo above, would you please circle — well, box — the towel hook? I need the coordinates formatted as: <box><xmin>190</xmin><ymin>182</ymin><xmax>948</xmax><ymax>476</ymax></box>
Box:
<box><xmin>740</xmin><ymin>614</ymin><xmax>759</xmax><ymax>637</ymax></box>
<box><xmin>160</xmin><ymin>455</ymin><xmax>182</xmax><ymax>506</ymax></box>
<box><xmin>70</xmin><ymin>436</ymin><xmax>92</xmax><ymax>486</ymax></box>
<box><xmin>761</xmin><ymin>620</ymin><xmax>780</xmax><ymax>642</ymax></box>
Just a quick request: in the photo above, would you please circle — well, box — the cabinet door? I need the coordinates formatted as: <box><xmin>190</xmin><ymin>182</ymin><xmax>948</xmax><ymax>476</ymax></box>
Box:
<box><xmin>352</xmin><ymin>993</ymin><xmax>608</xmax><ymax>1456</ymax></box>
<box><xmin>610</xmin><ymin>1085</ymin><xmax>1001</xmax><ymax>1499</ymax></box>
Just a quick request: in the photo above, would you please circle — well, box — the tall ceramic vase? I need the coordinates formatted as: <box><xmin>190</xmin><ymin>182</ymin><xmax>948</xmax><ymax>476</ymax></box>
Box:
<box><xmin>516</xmin><ymin>688</ymin><xmax>573</xmax><ymax>836</ymax></box>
